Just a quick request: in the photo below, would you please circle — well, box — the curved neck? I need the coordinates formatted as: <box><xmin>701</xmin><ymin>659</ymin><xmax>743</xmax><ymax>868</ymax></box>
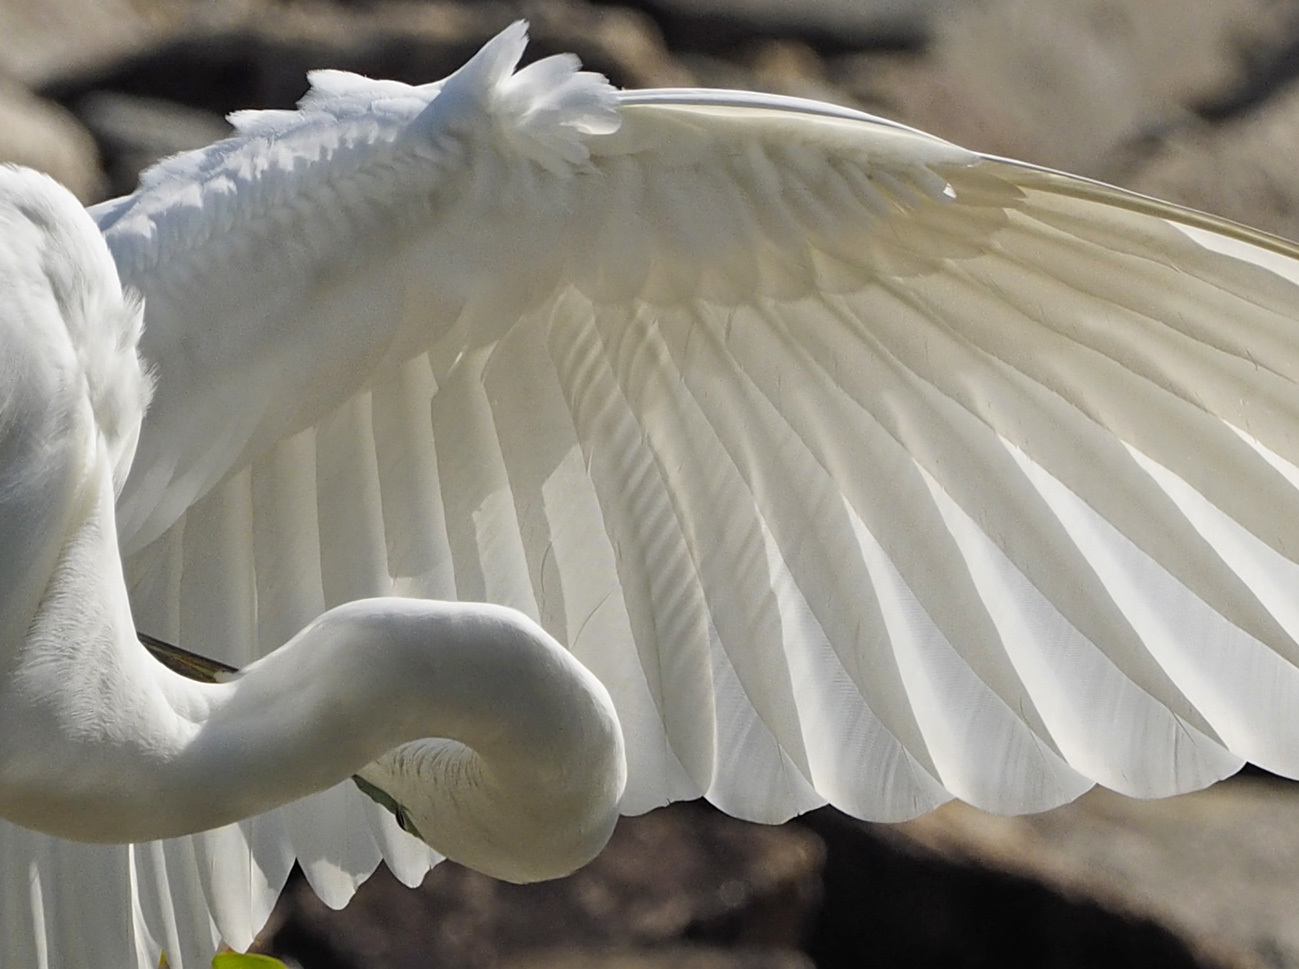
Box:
<box><xmin>0</xmin><ymin>453</ymin><xmax>625</xmax><ymax>882</ymax></box>
<box><xmin>194</xmin><ymin>598</ymin><xmax>627</xmax><ymax>880</ymax></box>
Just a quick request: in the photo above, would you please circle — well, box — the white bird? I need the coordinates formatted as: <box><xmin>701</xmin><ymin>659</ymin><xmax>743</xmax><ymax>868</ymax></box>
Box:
<box><xmin>6</xmin><ymin>20</ymin><xmax>1299</xmax><ymax>967</ymax></box>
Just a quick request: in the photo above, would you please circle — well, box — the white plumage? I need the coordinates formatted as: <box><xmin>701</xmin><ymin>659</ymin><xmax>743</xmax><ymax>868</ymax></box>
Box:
<box><xmin>4</xmin><ymin>20</ymin><xmax>1299</xmax><ymax>966</ymax></box>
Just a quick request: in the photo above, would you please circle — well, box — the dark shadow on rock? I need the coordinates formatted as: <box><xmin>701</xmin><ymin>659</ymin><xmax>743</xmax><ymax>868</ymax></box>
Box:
<box><xmin>575</xmin><ymin>0</ymin><xmax>933</xmax><ymax>54</ymax></box>
<box><xmin>796</xmin><ymin>808</ymin><xmax>1246</xmax><ymax>969</ymax></box>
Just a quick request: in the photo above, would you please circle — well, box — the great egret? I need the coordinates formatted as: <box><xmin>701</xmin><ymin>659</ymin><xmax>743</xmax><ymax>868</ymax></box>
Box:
<box><xmin>6</xmin><ymin>20</ymin><xmax>1299</xmax><ymax>967</ymax></box>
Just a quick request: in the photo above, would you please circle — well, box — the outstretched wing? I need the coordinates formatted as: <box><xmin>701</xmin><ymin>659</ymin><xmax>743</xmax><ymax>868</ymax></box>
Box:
<box><xmin>12</xmin><ymin>22</ymin><xmax>1299</xmax><ymax>967</ymax></box>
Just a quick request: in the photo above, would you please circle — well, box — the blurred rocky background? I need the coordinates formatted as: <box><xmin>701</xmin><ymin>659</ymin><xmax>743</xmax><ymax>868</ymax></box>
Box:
<box><xmin>7</xmin><ymin>0</ymin><xmax>1299</xmax><ymax>966</ymax></box>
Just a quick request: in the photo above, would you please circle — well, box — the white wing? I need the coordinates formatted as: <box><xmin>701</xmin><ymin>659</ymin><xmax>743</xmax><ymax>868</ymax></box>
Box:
<box><xmin>11</xmin><ymin>21</ymin><xmax>1299</xmax><ymax>965</ymax></box>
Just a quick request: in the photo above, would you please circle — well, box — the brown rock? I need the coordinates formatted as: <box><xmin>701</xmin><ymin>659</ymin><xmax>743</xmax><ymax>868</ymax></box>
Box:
<box><xmin>831</xmin><ymin>0</ymin><xmax>1298</xmax><ymax>176</ymax></box>
<box><xmin>34</xmin><ymin>0</ymin><xmax>691</xmax><ymax>196</ymax></box>
<box><xmin>878</xmin><ymin>777</ymin><xmax>1299</xmax><ymax>969</ymax></box>
<box><xmin>0</xmin><ymin>76</ymin><xmax>103</xmax><ymax>200</ymax></box>
<box><xmin>1122</xmin><ymin>79</ymin><xmax>1299</xmax><ymax>240</ymax></box>
<box><xmin>75</xmin><ymin>92</ymin><xmax>230</xmax><ymax>200</ymax></box>
<box><xmin>0</xmin><ymin>0</ymin><xmax>158</xmax><ymax>83</ymax></box>
<box><xmin>255</xmin><ymin>802</ymin><xmax>824</xmax><ymax>969</ymax></box>
<box><xmin>588</xmin><ymin>0</ymin><xmax>946</xmax><ymax>52</ymax></box>
<box><xmin>500</xmin><ymin>944</ymin><xmax>813</xmax><ymax>969</ymax></box>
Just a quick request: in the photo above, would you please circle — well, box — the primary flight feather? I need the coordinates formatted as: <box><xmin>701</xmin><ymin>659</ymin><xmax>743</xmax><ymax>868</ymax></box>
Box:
<box><xmin>4</xmin><ymin>20</ymin><xmax>1299</xmax><ymax>967</ymax></box>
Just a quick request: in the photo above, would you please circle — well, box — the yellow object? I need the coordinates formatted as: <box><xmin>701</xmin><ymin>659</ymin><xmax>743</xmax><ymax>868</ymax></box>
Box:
<box><xmin>212</xmin><ymin>954</ymin><xmax>289</xmax><ymax>969</ymax></box>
